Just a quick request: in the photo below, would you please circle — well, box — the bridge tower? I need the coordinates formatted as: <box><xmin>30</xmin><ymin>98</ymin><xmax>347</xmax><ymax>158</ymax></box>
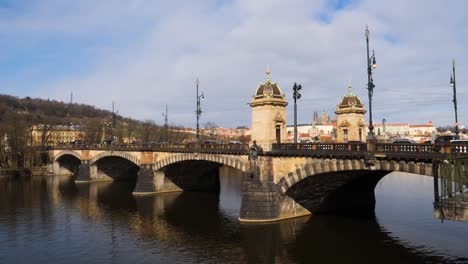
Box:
<box><xmin>250</xmin><ymin>70</ymin><xmax>288</xmax><ymax>150</ymax></box>
<box><xmin>335</xmin><ymin>84</ymin><xmax>367</xmax><ymax>143</ymax></box>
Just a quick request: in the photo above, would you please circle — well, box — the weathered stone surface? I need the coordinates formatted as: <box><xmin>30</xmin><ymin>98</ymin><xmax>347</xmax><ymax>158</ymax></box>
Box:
<box><xmin>75</xmin><ymin>162</ymin><xmax>91</xmax><ymax>181</ymax></box>
<box><xmin>133</xmin><ymin>166</ymin><xmax>156</xmax><ymax>193</ymax></box>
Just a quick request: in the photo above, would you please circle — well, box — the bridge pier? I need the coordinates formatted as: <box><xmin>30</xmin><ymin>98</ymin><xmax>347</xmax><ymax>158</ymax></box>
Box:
<box><xmin>133</xmin><ymin>165</ymin><xmax>182</xmax><ymax>195</ymax></box>
<box><xmin>239</xmin><ymin>179</ymin><xmax>311</xmax><ymax>223</ymax></box>
<box><xmin>75</xmin><ymin>161</ymin><xmax>92</xmax><ymax>182</ymax></box>
<box><xmin>239</xmin><ymin>157</ymin><xmax>311</xmax><ymax>223</ymax></box>
<box><xmin>52</xmin><ymin>161</ymin><xmax>60</xmax><ymax>175</ymax></box>
<box><xmin>52</xmin><ymin>160</ymin><xmax>78</xmax><ymax>176</ymax></box>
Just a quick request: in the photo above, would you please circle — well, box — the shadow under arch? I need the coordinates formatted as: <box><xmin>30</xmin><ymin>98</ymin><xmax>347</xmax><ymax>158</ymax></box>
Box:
<box><xmin>155</xmin><ymin>160</ymin><xmax>246</xmax><ymax>193</ymax></box>
<box><xmin>286</xmin><ymin>169</ymin><xmax>391</xmax><ymax>216</ymax></box>
<box><xmin>55</xmin><ymin>153</ymin><xmax>82</xmax><ymax>176</ymax></box>
<box><xmin>92</xmin><ymin>156</ymin><xmax>140</xmax><ymax>181</ymax></box>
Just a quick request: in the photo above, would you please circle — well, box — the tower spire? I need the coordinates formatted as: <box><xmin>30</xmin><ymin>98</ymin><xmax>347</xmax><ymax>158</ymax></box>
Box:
<box><xmin>266</xmin><ymin>65</ymin><xmax>270</xmax><ymax>81</ymax></box>
<box><xmin>346</xmin><ymin>81</ymin><xmax>354</xmax><ymax>96</ymax></box>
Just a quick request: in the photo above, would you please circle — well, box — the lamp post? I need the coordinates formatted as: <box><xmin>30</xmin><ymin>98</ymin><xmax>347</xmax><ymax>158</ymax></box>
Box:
<box><xmin>382</xmin><ymin>118</ymin><xmax>387</xmax><ymax>142</ymax></box>
<box><xmin>196</xmin><ymin>78</ymin><xmax>204</xmax><ymax>142</ymax></box>
<box><xmin>110</xmin><ymin>101</ymin><xmax>116</xmax><ymax>143</ymax></box>
<box><xmin>365</xmin><ymin>25</ymin><xmax>377</xmax><ymax>138</ymax></box>
<box><xmin>450</xmin><ymin>59</ymin><xmax>459</xmax><ymax>136</ymax></box>
<box><xmin>293</xmin><ymin>83</ymin><xmax>302</xmax><ymax>143</ymax></box>
<box><xmin>162</xmin><ymin>104</ymin><xmax>169</xmax><ymax>142</ymax></box>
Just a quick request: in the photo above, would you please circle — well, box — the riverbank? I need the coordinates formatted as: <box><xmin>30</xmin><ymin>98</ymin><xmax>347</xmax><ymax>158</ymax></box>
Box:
<box><xmin>0</xmin><ymin>166</ymin><xmax>48</xmax><ymax>177</ymax></box>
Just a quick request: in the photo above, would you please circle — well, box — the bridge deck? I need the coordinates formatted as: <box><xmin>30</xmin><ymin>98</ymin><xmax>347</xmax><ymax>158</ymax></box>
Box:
<box><xmin>50</xmin><ymin>142</ymin><xmax>468</xmax><ymax>161</ymax></box>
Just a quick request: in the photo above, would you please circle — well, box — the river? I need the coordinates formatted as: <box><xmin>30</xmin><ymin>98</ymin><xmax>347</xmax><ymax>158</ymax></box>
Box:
<box><xmin>0</xmin><ymin>172</ymin><xmax>467</xmax><ymax>264</ymax></box>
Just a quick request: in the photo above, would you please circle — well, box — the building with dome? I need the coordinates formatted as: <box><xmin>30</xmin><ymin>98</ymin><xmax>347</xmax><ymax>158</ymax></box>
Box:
<box><xmin>250</xmin><ymin>70</ymin><xmax>288</xmax><ymax>150</ymax></box>
<box><xmin>335</xmin><ymin>84</ymin><xmax>367</xmax><ymax>143</ymax></box>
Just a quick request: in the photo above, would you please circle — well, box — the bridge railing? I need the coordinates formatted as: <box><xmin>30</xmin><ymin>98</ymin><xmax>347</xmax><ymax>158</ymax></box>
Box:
<box><xmin>48</xmin><ymin>144</ymin><xmax>145</xmax><ymax>151</ymax></box>
<box><xmin>48</xmin><ymin>142</ymin><xmax>468</xmax><ymax>159</ymax></box>
<box><xmin>49</xmin><ymin>143</ymin><xmax>250</xmax><ymax>155</ymax></box>
<box><xmin>270</xmin><ymin>143</ymin><xmax>367</xmax><ymax>157</ymax></box>
<box><xmin>147</xmin><ymin>143</ymin><xmax>249</xmax><ymax>154</ymax></box>
<box><xmin>451</xmin><ymin>144</ymin><xmax>468</xmax><ymax>154</ymax></box>
<box><xmin>375</xmin><ymin>143</ymin><xmax>468</xmax><ymax>154</ymax></box>
<box><xmin>375</xmin><ymin>143</ymin><xmax>436</xmax><ymax>153</ymax></box>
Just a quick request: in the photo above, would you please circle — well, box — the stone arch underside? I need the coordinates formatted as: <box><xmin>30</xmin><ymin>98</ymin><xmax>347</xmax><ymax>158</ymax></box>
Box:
<box><xmin>154</xmin><ymin>153</ymin><xmax>249</xmax><ymax>173</ymax></box>
<box><xmin>277</xmin><ymin>159</ymin><xmax>433</xmax><ymax>195</ymax></box>
<box><xmin>89</xmin><ymin>151</ymin><xmax>140</xmax><ymax>167</ymax></box>
<box><xmin>54</xmin><ymin>151</ymin><xmax>82</xmax><ymax>176</ymax></box>
<box><xmin>239</xmin><ymin>159</ymin><xmax>434</xmax><ymax>222</ymax></box>
<box><xmin>54</xmin><ymin>150</ymin><xmax>82</xmax><ymax>162</ymax></box>
<box><xmin>278</xmin><ymin>159</ymin><xmax>433</xmax><ymax>216</ymax></box>
<box><xmin>134</xmin><ymin>153</ymin><xmax>249</xmax><ymax>195</ymax></box>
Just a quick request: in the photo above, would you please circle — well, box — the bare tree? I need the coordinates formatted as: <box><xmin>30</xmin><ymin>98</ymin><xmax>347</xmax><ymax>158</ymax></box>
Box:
<box><xmin>140</xmin><ymin>120</ymin><xmax>156</xmax><ymax>143</ymax></box>
<box><xmin>204</xmin><ymin>121</ymin><xmax>218</xmax><ymax>140</ymax></box>
<box><xmin>5</xmin><ymin>112</ymin><xmax>28</xmax><ymax>168</ymax></box>
<box><xmin>83</xmin><ymin>119</ymin><xmax>104</xmax><ymax>144</ymax></box>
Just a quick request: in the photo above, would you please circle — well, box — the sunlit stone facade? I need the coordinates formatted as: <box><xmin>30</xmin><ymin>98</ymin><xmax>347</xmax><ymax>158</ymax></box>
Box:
<box><xmin>250</xmin><ymin>71</ymin><xmax>288</xmax><ymax>151</ymax></box>
<box><xmin>335</xmin><ymin>85</ymin><xmax>367</xmax><ymax>143</ymax></box>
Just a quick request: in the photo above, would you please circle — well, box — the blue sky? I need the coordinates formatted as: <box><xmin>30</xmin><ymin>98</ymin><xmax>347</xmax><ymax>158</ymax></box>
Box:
<box><xmin>1</xmin><ymin>0</ymin><xmax>467</xmax><ymax>128</ymax></box>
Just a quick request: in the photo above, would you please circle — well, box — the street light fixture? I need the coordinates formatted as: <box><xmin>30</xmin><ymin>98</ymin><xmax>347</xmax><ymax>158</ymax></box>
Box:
<box><xmin>196</xmin><ymin>78</ymin><xmax>204</xmax><ymax>142</ymax></box>
<box><xmin>450</xmin><ymin>59</ymin><xmax>459</xmax><ymax>136</ymax></box>
<box><xmin>382</xmin><ymin>118</ymin><xmax>387</xmax><ymax>142</ymax></box>
<box><xmin>365</xmin><ymin>25</ymin><xmax>377</xmax><ymax>138</ymax></box>
<box><xmin>162</xmin><ymin>104</ymin><xmax>169</xmax><ymax>143</ymax></box>
<box><xmin>293</xmin><ymin>82</ymin><xmax>302</xmax><ymax>143</ymax></box>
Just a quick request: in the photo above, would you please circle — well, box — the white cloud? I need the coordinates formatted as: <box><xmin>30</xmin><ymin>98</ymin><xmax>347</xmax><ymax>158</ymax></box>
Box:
<box><xmin>2</xmin><ymin>0</ymin><xmax>468</xmax><ymax>128</ymax></box>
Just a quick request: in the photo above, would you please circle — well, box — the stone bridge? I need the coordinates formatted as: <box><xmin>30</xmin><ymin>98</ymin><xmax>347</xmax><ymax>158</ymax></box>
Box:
<box><xmin>49</xmin><ymin>142</ymin><xmax>468</xmax><ymax>223</ymax></box>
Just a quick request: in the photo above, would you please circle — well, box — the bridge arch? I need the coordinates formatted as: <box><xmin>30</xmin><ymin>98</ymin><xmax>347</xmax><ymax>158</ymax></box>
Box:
<box><xmin>154</xmin><ymin>153</ymin><xmax>249</xmax><ymax>173</ymax></box>
<box><xmin>53</xmin><ymin>150</ymin><xmax>83</xmax><ymax>176</ymax></box>
<box><xmin>54</xmin><ymin>150</ymin><xmax>83</xmax><ymax>162</ymax></box>
<box><xmin>89</xmin><ymin>151</ymin><xmax>140</xmax><ymax>167</ymax></box>
<box><xmin>240</xmin><ymin>158</ymin><xmax>435</xmax><ymax>221</ymax></box>
<box><xmin>277</xmin><ymin>159</ymin><xmax>433</xmax><ymax>195</ymax></box>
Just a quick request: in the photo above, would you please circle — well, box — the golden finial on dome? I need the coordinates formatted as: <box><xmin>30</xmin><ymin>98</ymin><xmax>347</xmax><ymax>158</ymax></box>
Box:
<box><xmin>266</xmin><ymin>65</ymin><xmax>270</xmax><ymax>81</ymax></box>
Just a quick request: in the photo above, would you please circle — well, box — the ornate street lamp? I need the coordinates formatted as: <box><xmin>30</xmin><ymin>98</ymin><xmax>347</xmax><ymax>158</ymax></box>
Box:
<box><xmin>365</xmin><ymin>25</ymin><xmax>377</xmax><ymax>138</ymax></box>
<box><xmin>382</xmin><ymin>118</ymin><xmax>387</xmax><ymax>142</ymax></box>
<box><xmin>196</xmin><ymin>78</ymin><xmax>204</xmax><ymax>142</ymax></box>
<box><xmin>450</xmin><ymin>59</ymin><xmax>459</xmax><ymax>136</ymax></box>
<box><xmin>293</xmin><ymin>82</ymin><xmax>302</xmax><ymax>143</ymax></box>
<box><xmin>162</xmin><ymin>104</ymin><xmax>169</xmax><ymax>142</ymax></box>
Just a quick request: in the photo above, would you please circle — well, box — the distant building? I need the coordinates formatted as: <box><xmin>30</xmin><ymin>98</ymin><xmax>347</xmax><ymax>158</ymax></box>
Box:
<box><xmin>30</xmin><ymin>124</ymin><xmax>85</xmax><ymax>146</ymax></box>
<box><xmin>374</xmin><ymin>121</ymin><xmax>436</xmax><ymax>142</ymax></box>
<box><xmin>286</xmin><ymin>124</ymin><xmax>335</xmax><ymax>142</ymax></box>
<box><xmin>335</xmin><ymin>85</ymin><xmax>366</xmax><ymax>143</ymax></box>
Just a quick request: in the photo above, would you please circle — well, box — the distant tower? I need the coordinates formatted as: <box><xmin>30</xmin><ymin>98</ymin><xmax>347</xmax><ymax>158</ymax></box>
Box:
<box><xmin>313</xmin><ymin>111</ymin><xmax>319</xmax><ymax>125</ymax></box>
<box><xmin>335</xmin><ymin>83</ymin><xmax>366</xmax><ymax>142</ymax></box>
<box><xmin>250</xmin><ymin>69</ymin><xmax>288</xmax><ymax>150</ymax></box>
<box><xmin>321</xmin><ymin>111</ymin><xmax>328</xmax><ymax>125</ymax></box>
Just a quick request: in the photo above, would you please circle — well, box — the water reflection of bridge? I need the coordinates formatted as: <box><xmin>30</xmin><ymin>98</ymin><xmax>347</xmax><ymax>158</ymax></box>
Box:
<box><xmin>49</xmin><ymin>177</ymin><xmax>462</xmax><ymax>263</ymax></box>
<box><xmin>1</xmin><ymin>174</ymin><xmax>463</xmax><ymax>263</ymax></box>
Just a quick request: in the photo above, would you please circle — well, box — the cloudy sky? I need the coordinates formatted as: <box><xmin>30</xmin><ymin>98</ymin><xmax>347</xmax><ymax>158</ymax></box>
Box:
<box><xmin>1</xmin><ymin>0</ymin><xmax>467</xmax><ymax>128</ymax></box>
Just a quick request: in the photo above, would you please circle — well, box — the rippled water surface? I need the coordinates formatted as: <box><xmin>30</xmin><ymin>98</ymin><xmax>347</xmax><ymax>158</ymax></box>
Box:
<box><xmin>0</xmin><ymin>172</ymin><xmax>467</xmax><ymax>264</ymax></box>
